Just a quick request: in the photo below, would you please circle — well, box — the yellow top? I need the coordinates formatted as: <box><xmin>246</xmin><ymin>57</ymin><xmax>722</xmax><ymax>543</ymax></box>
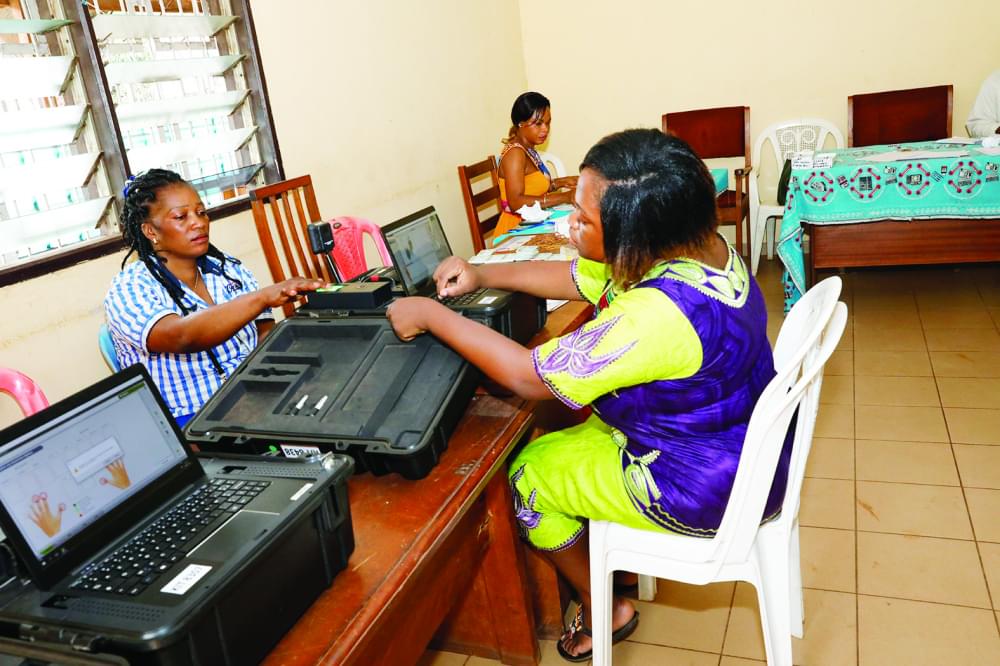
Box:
<box><xmin>496</xmin><ymin>144</ymin><xmax>551</xmax><ymax>239</ymax></box>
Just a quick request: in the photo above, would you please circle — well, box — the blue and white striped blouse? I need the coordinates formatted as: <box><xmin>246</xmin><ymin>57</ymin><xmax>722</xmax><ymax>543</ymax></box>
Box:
<box><xmin>104</xmin><ymin>255</ymin><xmax>272</xmax><ymax>420</ymax></box>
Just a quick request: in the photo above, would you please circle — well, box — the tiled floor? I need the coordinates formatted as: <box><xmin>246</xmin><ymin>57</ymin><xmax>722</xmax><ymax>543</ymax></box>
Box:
<box><xmin>420</xmin><ymin>259</ymin><xmax>1000</xmax><ymax>665</ymax></box>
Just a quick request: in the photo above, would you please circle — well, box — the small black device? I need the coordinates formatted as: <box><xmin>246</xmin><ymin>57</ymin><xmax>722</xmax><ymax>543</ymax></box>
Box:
<box><xmin>305</xmin><ymin>280</ymin><xmax>392</xmax><ymax>310</ymax></box>
<box><xmin>306</xmin><ymin>221</ymin><xmax>342</xmax><ymax>283</ymax></box>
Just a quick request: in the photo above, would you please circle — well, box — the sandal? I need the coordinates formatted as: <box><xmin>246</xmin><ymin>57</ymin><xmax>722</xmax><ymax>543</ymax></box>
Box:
<box><xmin>556</xmin><ymin>604</ymin><xmax>640</xmax><ymax>662</ymax></box>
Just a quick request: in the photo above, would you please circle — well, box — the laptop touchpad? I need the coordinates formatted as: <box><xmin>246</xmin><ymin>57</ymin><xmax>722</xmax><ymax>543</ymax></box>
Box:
<box><xmin>189</xmin><ymin>510</ymin><xmax>278</xmax><ymax>561</ymax></box>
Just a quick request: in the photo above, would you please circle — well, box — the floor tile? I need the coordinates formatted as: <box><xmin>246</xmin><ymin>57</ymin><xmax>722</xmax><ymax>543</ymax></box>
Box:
<box><xmin>930</xmin><ymin>351</ymin><xmax>1000</xmax><ymax>377</ymax></box>
<box><xmin>800</xmin><ymin>526</ymin><xmax>856</xmax><ymax>593</ymax></box>
<box><xmin>719</xmin><ymin>658</ymin><xmax>764</xmax><ymax>666</ymax></box>
<box><xmin>855</xmin><ymin>405</ymin><xmax>948</xmax><ymax>442</ymax></box>
<box><xmin>851</xmin><ymin>292</ymin><xmax>916</xmax><ymax>312</ymax></box>
<box><xmin>991</xmin><ymin>306</ymin><xmax>1000</xmax><ymax>328</ymax></box>
<box><xmin>966</xmin><ymin>488</ymin><xmax>1000</xmax><ymax>542</ymax></box>
<box><xmin>854</xmin><ymin>351</ymin><xmax>932</xmax><ymax>376</ymax></box>
<box><xmin>724</xmin><ymin>584</ymin><xmax>857</xmax><ymax>665</ymax></box>
<box><xmin>855</xmin><ymin>440</ymin><xmax>958</xmax><ymax>485</ymax></box>
<box><xmin>854</xmin><ymin>309</ymin><xmax>921</xmax><ymax>329</ymax></box>
<box><xmin>920</xmin><ymin>307</ymin><xmax>997</xmax><ymax>329</ymax></box>
<box><xmin>858</xmin><ymin>596</ymin><xmax>1000</xmax><ymax>666</ymax></box>
<box><xmin>819</xmin><ymin>374</ymin><xmax>853</xmax><ymax>405</ymax></box>
<box><xmin>945</xmin><ymin>409</ymin><xmax>1000</xmax><ymax>445</ymax></box>
<box><xmin>631</xmin><ymin>581</ymin><xmax>733</xmax><ymax>653</ymax></box>
<box><xmin>924</xmin><ymin>328</ymin><xmax>1000</xmax><ymax>352</ymax></box>
<box><xmin>854</xmin><ymin>376</ymin><xmax>939</xmax><ymax>406</ymax></box>
<box><xmin>937</xmin><ymin>378</ymin><xmax>1000</xmax><ymax>409</ymax></box>
<box><xmin>610</xmin><ymin>642</ymin><xmax>718</xmax><ymax>665</ymax></box>
<box><xmin>419</xmin><ymin>650</ymin><xmax>468</xmax><ymax>666</ymax></box>
<box><xmin>836</xmin><ymin>326</ymin><xmax>854</xmax><ymax>352</ymax></box>
<box><xmin>917</xmin><ymin>292</ymin><xmax>986</xmax><ymax>310</ymax></box>
<box><xmin>815</xmin><ymin>404</ymin><xmax>854</xmax><ymax>439</ymax></box>
<box><xmin>805</xmin><ymin>437</ymin><xmax>854</xmax><ymax>480</ymax></box>
<box><xmin>826</xmin><ymin>350</ymin><xmax>854</xmax><ymax>376</ymax></box>
<box><xmin>953</xmin><ymin>444</ymin><xmax>1000</xmax><ymax>489</ymax></box>
<box><xmin>980</xmin><ymin>542</ymin><xmax>1000</xmax><ymax>611</ymax></box>
<box><xmin>853</xmin><ymin>326</ymin><xmax>926</xmax><ymax>351</ymax></box>
<box><xmin>800</xmin><ymin>478</ymin><xmax>855</xmax><ymax>530</ymax></box>
<box><xmin>855</xmin><ymin>481</ymin><xmax>972</xmax><ymax>539</ymax></box>
<box><xmin>857</xmin><ymin>532</ymin><xmax>991</xmax><ymax>607</ymax></box>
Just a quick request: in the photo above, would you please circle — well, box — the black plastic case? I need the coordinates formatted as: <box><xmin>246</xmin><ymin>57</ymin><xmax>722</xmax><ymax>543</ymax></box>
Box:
<box><xmin>0</xmin><ymin>453</ymin><xmax>354</xmax><ymax>666</ymax></box>
<box><xmin>184</xmin><ymin>317</ymin><xmax>478</xmax><ymax>479</ymax></box>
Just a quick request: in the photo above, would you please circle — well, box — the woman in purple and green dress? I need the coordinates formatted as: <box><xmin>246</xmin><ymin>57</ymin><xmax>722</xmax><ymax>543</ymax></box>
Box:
<box><xmin>386</xmin><ymin>129</ymin><xmax>784</xmax><ymax>662</ymax></box>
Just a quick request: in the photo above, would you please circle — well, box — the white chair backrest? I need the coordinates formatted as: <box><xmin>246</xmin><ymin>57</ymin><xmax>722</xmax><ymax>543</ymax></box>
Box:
<box><xmin>751</xmin><ymin>119</ymin><xmax>845</xmax><ymax>204</ymax></box>
<box><xmin>536</xmin><ymin>150</ymin><xmax>567</xmax><ymax>178</ymax></box>
<box><xmin>773</xmin><ymin>275</ymin><xmax>842</xmax><ymax>369</ymax></box>
<box><xmin>713</xmin><ymin>301</ymin><xmax>847</xmax><ymax>565</ymax></box>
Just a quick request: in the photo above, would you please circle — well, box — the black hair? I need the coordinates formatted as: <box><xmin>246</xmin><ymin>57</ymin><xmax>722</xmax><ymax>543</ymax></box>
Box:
<box><xmin>579</xmin><ymin>129</ymin><xmax>717</xmax><ymax>287</ymax></box>
<box><xmin>505</xmin><ymin>91</ymin><xmax>551</xmax><ymax>143</ymax></box>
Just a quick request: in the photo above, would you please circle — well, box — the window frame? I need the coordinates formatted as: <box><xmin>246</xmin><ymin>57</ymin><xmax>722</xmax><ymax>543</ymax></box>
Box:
<box><xmin>0</xmin><ymin>0</ymin><xmax>284</xmax><ymax>287</ymax></box>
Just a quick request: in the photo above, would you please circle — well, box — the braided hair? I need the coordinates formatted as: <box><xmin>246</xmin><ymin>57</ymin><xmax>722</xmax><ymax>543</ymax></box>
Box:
<box><xmin>120</xmin><ymin>168</ymin><xmax>243</xmax><ymax>318</ymax></box>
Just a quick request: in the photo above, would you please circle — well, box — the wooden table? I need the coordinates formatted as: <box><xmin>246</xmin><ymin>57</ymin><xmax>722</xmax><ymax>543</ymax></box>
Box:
<box><xmin>263</xmin><ymin>301</ymin><xmax>593</xmax><ymax>666</ymax></box>
<box><xmin>802</xmin><ymin>218</ymin><xmax>1000</xmax><ymax>287</ymax></box>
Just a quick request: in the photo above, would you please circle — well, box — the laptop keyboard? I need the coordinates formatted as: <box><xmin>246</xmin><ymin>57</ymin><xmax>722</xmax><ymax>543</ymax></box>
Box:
<box><xmin>70</xmin><ymin>478</ymin><xmax>270</xmax><ymax>597</ymax></box>
<box><xmin>438</xmin><ymin>290</ymin><xmax>485</xmax><ymax>307</ymax></box>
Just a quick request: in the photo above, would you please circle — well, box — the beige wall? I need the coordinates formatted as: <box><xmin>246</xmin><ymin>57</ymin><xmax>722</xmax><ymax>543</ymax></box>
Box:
<box><xmin>520</xmin><ymin>0</ymin><xmax>1000</xmax><ymax>187</ymax></box>
<box><xmin>3</xmin><ymin>0</ymin><xmax>998</xmax><ymax>426</ymax></box>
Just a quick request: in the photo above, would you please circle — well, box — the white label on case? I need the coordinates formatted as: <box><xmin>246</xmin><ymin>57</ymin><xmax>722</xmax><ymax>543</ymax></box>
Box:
<box><xmin>290</xmin><ymin>483</ymin><xmax>314</xmax><ymax>501</ymax></box>
<box><xmin>280</xmin><ymin>444</ymin><xmax>321</xmax><ymax>458</ymax></box>
<box><xmin>161</xmin><ymin>564</ymin><xmax>212</xmax><ymax>595</ymax></box>
<box><xmin>477</xmin><ymin>296</ymin><xmax>498</xmax><ymax>305</ymax></box>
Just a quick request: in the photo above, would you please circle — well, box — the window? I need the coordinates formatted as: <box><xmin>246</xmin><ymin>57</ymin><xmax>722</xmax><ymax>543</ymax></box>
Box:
<box><xmin>0</xmin><ymin>0</ymin><xmax>282</xmax><ymax>285</ymax></box>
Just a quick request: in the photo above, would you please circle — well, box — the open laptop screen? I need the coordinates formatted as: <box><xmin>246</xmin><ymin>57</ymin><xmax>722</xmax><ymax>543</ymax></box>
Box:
<box><xmin>382</xmin><ymin>207</ymin><xmax>453</xmax><ymax>296</ymax></box>
<box><xmin>0</xmin><ymin>373</ymin><xmax>187</xmax><ymax>565</ymax></box>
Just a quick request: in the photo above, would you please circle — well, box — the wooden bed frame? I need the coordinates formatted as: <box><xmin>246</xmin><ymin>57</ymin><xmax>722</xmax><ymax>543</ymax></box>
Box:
<box><xmin>801</xmin><ymin>218</ymin><xmax>1000</xmax><ymax>286</ymax></box>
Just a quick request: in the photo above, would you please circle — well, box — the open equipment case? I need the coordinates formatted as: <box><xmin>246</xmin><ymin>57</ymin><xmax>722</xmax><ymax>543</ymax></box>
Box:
<box><xmin>184</xmin><ymin>317</ymin><xmax>478</xmax><ymax>480</ymax></box>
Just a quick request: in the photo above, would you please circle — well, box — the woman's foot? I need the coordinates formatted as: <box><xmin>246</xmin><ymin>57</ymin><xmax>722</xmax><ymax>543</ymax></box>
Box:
<box><xmin>559</xmin><ymin>596</ymin><xmax>637</xmax><ymax>660</ymax></box>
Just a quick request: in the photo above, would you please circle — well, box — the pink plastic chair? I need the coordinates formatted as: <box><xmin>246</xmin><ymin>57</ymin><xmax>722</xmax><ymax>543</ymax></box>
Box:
<box><xmin>327</xmin><ymin>216</ymin><xmax>394</xmax><ymax>281</ymax></box>
<box><xmin>0</xmin><ymin>368</ymin><xmax>50</xmax><ymax>417</ymax></box>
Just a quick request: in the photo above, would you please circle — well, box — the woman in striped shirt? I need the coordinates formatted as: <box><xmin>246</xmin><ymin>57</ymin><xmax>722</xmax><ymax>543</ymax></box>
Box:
<box><xmin>104</xmin><ymin>169</ymin><xmax>321</xmax><ymax>425</ymax></box>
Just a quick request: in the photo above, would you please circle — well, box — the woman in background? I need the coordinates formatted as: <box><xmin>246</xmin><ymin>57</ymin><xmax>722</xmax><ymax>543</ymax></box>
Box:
<box><xmin>496</xmin><ymin>91</ymin><xmax>578</xmax><ymax>237</ymax></box>
<box><xmin>104</xmin><ymin>169</ymin><xmax>321</xmax><ymax>426</ymax></box>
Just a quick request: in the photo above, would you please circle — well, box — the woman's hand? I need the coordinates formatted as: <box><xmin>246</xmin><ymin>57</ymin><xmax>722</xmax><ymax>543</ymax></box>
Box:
<box><xmin>258</xmin><ymin>277</ymin><xmax>324</xmax><ymax>307</ymax></box>
<box><xmin>553</xmin><ymin>175</ymin><xmax>578</xmax><ymax>189</ymax></box>
<box><xmin>386</xmin><ymin>296</ymin><xmax>437</xmax><ymax>341</ymax></box>
<box><xmin>433</xmin><ymin>257</ymin><xmax>480</xmax><ymax>298</ymax></box>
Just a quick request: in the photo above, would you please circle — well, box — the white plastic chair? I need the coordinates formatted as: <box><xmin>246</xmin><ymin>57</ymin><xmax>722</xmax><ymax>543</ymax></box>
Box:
<box><xmin>591</xmin><ymin>279</ymin><xmax>846</xmax><ymax>666</ymax></box>
<box><xmin>749</xmin><ymin>119</ymin><xmax>844</xmax><ymax>275</ymax></box>
<box><xmin>536</xmin><ymin>150</ymin><xmax>567</xmax><ymax>179</ymax></box>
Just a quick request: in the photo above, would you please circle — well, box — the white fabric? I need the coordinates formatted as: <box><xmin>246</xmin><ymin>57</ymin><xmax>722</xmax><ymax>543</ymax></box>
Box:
<box><xmin>967</xmin><ymin>69</ymin><xmax>1000</xmax><ymax>138</ymax></box>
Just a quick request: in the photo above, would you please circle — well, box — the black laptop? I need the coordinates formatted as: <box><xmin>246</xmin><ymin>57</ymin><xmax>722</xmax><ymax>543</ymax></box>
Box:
<box><xmin>381</xmin><ymin>206</ymin><xmax>515</xmax><ymax>315</ymax></box>
<box><xmin>0</xmin><ymin>365</ymin><xmax>354</xmax><ymax>664</ymax></box>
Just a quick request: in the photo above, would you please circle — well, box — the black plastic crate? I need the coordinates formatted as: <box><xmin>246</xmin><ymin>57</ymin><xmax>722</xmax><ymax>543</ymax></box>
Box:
<box><xmin>185</xmin><ymin>317</ymin><xmax>478</xmax><ymax>479</ymax></box>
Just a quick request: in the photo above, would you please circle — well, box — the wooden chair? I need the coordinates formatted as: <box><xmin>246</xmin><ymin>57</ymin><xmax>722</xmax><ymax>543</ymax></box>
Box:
<box><xmin>663</xmin><ymin>106</ymin><xmax>751</xmax><ymax>255</ymax></box>
<box><xmin>249</xmin><ymin>175</ymin><xmax>335</xmax><ymax>317</ymax></box>
<box><xmin>457</xmin><ymin>156</ymin><xmax>501</xmax><ymax>253</ymax></box>
<box><xmin>848</xmin><ymin>85</ymin><xmax>953</xmax><ymax>147</ymax></box>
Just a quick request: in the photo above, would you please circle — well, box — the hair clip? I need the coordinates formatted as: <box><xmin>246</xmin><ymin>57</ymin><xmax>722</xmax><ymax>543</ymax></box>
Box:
<box><xmin>122</xmin><ymin>174</ymin><xmax>137</xmax><ymax>198</ymax></box>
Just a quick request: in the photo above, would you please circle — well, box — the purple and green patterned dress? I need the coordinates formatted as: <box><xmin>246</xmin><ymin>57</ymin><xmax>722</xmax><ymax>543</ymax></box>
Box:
<box><xmin>509</xmin><ymin>241</ymin><xmax>790</xmax><ymax>551</ymax></box>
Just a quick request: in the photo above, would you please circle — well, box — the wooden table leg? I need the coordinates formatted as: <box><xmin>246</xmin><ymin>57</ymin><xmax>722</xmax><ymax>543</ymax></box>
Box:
<box><xmin>434</xmin><ymin>473</ymin><xmax>541</xmax><ymax>665</ymax></box>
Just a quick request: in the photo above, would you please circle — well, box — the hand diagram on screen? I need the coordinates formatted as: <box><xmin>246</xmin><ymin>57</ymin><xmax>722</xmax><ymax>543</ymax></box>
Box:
<box><xmin>99</xmin><ymin>459</ymin><xmax>131</xmax><ymax>490</ymax></box>
<box><xmin>28</xmin><ymin>493</ymin><xmax>65</xmax><ymax>538</ymax></box>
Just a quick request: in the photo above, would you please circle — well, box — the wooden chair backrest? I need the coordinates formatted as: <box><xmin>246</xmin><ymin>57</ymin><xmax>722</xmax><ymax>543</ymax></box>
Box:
<box><xmin>848</xmin><ymin>85</ymin><xmax>953</xmax><ymax>147</ymax></box>
<box><xmin>662</xmin><ymin>106</ymin><xmax>751</xmax><ymax>166</ymax></box>
<box><xmin>457</xmin><ymin>156</ymin><xmax>501</xmax><ymax>253</ymax></box>
<box><xmin>249</xmin><ymin>175</ymin><xmax>333</xmax><ymax>317</ymax></box>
